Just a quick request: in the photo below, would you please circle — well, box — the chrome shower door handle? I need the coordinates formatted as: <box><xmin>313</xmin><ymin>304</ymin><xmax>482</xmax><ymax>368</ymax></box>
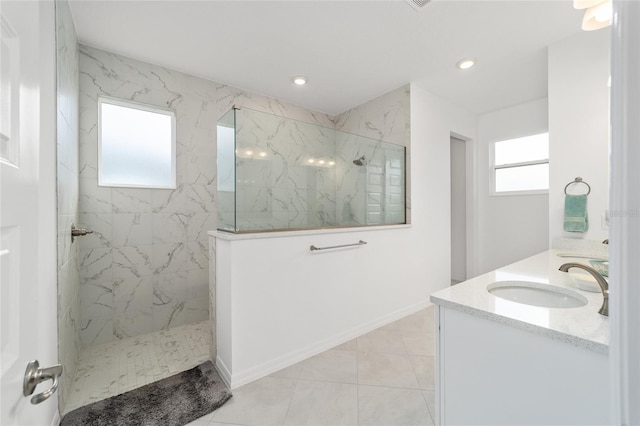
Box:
<box><xmin>23</xmin><ymin>360</ymin><xmax>63</xmax><ymax>404</ymax></box>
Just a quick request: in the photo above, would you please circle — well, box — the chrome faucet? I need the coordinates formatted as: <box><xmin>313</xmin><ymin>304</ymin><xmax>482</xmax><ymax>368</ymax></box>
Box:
<box><xmin>558</xmin><ymin>263</ymin><xmax>608</xmax><ymax>316</ymax></box>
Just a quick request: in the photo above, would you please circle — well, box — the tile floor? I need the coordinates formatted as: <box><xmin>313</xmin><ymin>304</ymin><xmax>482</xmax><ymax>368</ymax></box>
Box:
<box><xmin>188</xmin><ymin>306</ymin><xmax>436</xmax><ymax>426</ymax></box>
<box><xmin>64</xmin><ymin>320</ymin><xmax>211</xmax><ymax>414</ymax></box>
<box><xmin>64</xmin><ymin>307</ymin><xmax>436</xmax><ymax>425</ymax></box>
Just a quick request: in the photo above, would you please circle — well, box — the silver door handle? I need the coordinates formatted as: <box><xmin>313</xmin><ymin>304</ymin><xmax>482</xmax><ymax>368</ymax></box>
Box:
<box><xmin>23</xmin><ymin>360</ymin><xmax>63</xmax><ymax>404</ymax></box>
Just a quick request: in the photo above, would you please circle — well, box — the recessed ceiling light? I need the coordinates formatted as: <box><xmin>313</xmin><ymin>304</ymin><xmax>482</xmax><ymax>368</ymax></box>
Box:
<box><xmin>307</xmin><ymin>158</ymin><xmax>315</xmax><ymax>164</ymax></box>
<box><xmin>456</xmin><ymin>58</ymin><xmax>476</xmax><ymax>70</ymax></box>
<box><xmin>292</xmin><ymin>75</ymin><xmax>307</xmax><ymax>85</ymax></box>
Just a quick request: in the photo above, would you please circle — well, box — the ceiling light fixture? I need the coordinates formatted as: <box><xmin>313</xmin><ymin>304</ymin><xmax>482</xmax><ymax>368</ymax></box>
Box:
<box><xmin>456</xmin><ymin>58</ymin><xmax>476</xmax><ymax>70</ymax></box>
<box><xmin>574</xmin><ymin>0</ymin><xmax>612</xmax><ymax>31</ymax></box>
<box><xmin>292</xmin><ymin>75</ymin><xmax>307</xmax><ymax>85</ymax></box>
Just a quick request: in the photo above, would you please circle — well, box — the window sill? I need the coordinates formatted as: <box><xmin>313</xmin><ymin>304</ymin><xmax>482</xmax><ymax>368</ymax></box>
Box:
<box><xmin>490</xmin><ymin>189</ymin><xmax>549</xmax><ymax>197</ymax></box>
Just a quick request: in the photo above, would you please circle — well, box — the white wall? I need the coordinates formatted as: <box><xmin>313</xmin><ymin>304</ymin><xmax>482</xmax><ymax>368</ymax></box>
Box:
<box><xmin>609</xmin><ymin>3</ymin><xmax>640</xmax><ymax>422</ymax></box>
<box><xmin>395</xmin><ymin>84</ymin><xmax>475</xmax><ymax>297</ymax></box>
<box><xmin>549</xmin><ymin>29</ymin><xmax>610</xmax><ymax>243</ymax></box>
<box><xmin>410</xmin><ymin>84</ymin><xmax>476</xmax><ymax>287</ymax></box>
<box><xmin>475</xmin><ymin>98</ymin><xmax>550</xmax><ymax>274</ymax></box>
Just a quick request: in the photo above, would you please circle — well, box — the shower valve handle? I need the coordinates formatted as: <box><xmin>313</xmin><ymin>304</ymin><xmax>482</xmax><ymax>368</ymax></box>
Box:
<box><xmin>71</xmin><ymin>224</ymin><xmax>93</xmax><ymax>242</ymax></box>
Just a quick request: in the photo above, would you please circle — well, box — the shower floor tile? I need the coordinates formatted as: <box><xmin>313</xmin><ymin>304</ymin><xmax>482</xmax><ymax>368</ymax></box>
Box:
<box><xmin>63</xmin><ymin>320</ymin><xmax>211</xmax><ymax>415</ymax></box>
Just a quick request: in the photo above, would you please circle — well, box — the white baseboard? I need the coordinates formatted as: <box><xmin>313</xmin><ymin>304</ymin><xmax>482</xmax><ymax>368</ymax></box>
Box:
<box><xmin>215</xmin><ymin>356</ymin><xmax>232</xmax><ymax>389</ymax></box>
<box><xmin>51</xmin><ymin>409</ymin><xmax>61</xmax><ymax>426</ymax></box>
<box><xmin>224</xmin><ymin>299</ymin><xmax>431</xmax><ymax>389</ymax></box>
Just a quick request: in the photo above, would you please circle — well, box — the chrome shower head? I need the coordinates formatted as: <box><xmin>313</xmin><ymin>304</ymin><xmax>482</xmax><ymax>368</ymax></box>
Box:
<box><xmin>353</xmin><ymin>155</ymin><xmax>366</xmax><ymax>166</ymax></box>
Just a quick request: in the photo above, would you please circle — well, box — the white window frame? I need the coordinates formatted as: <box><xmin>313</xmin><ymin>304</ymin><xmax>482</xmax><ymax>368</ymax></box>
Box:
<box><xmin>98</xmin><ymin>96</ymin><xmax>177</xmax><ymax>189</ymax></box>
<box><xmin>490</xmin><ymin>133</ymin><xmax>549</xmax><ymax>196</ymax></box>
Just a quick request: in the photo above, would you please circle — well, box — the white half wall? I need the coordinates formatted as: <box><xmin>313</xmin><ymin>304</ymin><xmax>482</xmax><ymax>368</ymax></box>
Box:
<box><xmin>212</xmin><ymin>227</ymin><xmax>432</xmax><ymax>388</ymax></box>
<box><xmin>475</xmin><ymin>98</ymin><xmax>550</xmax><ymax>274</ymax></box>
<box><xmin>548</xmin><ymin>29</ymin><xmax>610</xmax><ymax>243</ymax></box>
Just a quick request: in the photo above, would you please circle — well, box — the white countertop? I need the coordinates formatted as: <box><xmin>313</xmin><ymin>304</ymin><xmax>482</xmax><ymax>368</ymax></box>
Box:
<box><xmin>430</xmin><ymin>250</ymin><xmax>609</xmax><ymax>354</ymax></box>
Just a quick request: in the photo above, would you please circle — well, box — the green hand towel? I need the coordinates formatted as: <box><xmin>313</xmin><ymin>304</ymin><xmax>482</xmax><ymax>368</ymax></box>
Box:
<box><xmin>564</xmin><ymin>194</ymin><xmax>589</xmax><ymax>232</ymax></box>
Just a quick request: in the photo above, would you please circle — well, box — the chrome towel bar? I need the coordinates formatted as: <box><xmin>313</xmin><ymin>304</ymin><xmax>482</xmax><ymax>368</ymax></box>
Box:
<box><xmin>309</xmin><ymin>240</ymin><xmax>367</xmax><ymax>251</ymax></box>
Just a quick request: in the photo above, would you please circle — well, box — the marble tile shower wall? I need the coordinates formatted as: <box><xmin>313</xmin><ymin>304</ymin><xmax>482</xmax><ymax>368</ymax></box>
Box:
<box><xmin>56</xmin><ymin>0</ymin><xmax>81</xmax><ymax>411</ymax></box>
<box><xmin>334</xmin><ymin>133</ymin><xmax>404</xmax><ymax>225</ymax></box>
<box><xmin>335</xmin><ymin>86</ymin><xmax>411</xmax><ymax>223</ymax></box>
<box><xmin>77</xmin><ymin>45</ymin><xmax>336</xmax><ymax>345</ymax></box>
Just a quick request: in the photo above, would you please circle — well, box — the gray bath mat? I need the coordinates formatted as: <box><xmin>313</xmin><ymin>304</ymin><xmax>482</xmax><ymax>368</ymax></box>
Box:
<box><xmin>60</xmin><ymin>361</ymin><xmax>231</xmax><ymax>426</ymax></box>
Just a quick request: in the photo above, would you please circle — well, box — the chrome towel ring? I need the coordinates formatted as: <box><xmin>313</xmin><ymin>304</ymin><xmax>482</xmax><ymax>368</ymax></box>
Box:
<box><xmin>564</xmin><ymin>177</ymin><xmax>591</xmax><ymax>195</ymax></box>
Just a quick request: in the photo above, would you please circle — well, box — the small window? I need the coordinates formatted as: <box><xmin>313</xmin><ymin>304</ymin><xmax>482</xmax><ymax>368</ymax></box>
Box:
<box><xmin>98</xmin><ymin>97</ymin><xmax>176</xmax><ymax>189</ymax></box>
<box><xmin>492</xmin><ymin>133</ymin><xmax>549</xmax><ymax>194</ymax></box>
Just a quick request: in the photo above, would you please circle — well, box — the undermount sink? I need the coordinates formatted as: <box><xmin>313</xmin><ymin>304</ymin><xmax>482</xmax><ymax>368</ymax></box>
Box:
<box><xmin>487</xmin><ymin>281</ymin><xmax>588</xmax><ymax>309</ymax></box>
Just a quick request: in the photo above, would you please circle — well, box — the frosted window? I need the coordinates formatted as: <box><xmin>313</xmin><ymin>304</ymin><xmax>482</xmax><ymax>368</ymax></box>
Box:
<box><xmin>495</xmin><ymin>163</ymin><xmax>549</xmax><ymax>192</ymax></box>
<box><xmin>494</xmin><ymin>133</ymin><xmax>549</xmax><ymax>166</ymax></box>
<box><xmin>99</xmin><ymin>98</ymin><xmax>176</xmax><ymax>188</ymax></box>
<box><xmin>493</xmin><ymin>133</ymin><xmax>549</xmax><ymax>194</ymax></box>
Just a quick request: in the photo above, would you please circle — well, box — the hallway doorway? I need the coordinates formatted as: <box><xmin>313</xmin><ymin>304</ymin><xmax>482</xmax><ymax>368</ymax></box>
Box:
<box><xmin>450</xmin><ymin>136</ymin><xmax>468</xmax><ymax>284</ymax></box>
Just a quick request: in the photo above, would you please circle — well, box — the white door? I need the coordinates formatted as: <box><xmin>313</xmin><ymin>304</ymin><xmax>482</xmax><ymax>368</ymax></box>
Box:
<box><xmin>1</xmin><ymin>1</ymin><xmax>59</xmax><ymax>425</ymax></box>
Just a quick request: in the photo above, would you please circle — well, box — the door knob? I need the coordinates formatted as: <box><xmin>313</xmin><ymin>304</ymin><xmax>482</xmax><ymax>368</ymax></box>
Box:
<box><xmin>71</xmin><ymin>223</ymin><xmax>93</xmax><ymax>243</ymax></box>
<box><xmin>23</xmin><ymin>360</ymin><xmax>63</xmax><ymax>404</ymax></box>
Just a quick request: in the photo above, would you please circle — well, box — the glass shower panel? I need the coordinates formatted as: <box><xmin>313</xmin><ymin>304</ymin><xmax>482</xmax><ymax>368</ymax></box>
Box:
<box><xmin>382</xmin><ymin>144</ymin><xmax>406</xmax><ymax>224</ymax></box>
<box><xmin>234</xmin><ymin>108</ymin><xmax>337</xmax><ymax>231</ymax></box>
<box><xmin>217</xmin><ymin>107</ymin><xmax>406</xmax><ymax>233</ymax></box>
<box><xmin>335</xmin><ymin>133</ymin><xmax>406</xmax><ymax>226</ymax></box>
<box><xmin>216</xmin><ymin>108</ymin><xmax>236</xmax><ymax>232</ymax></box>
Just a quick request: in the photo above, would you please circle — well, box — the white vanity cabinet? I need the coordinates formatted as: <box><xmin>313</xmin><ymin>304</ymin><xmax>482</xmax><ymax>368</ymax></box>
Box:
<box><xmin>431</xmin><ymin>251</ymin><xmax>611</xmax><ymax>425</ymax></box>
<box><xmin>435</xmin><ymin>306</ymin><xmax>609</xmax><ymax>425</ymax></box>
